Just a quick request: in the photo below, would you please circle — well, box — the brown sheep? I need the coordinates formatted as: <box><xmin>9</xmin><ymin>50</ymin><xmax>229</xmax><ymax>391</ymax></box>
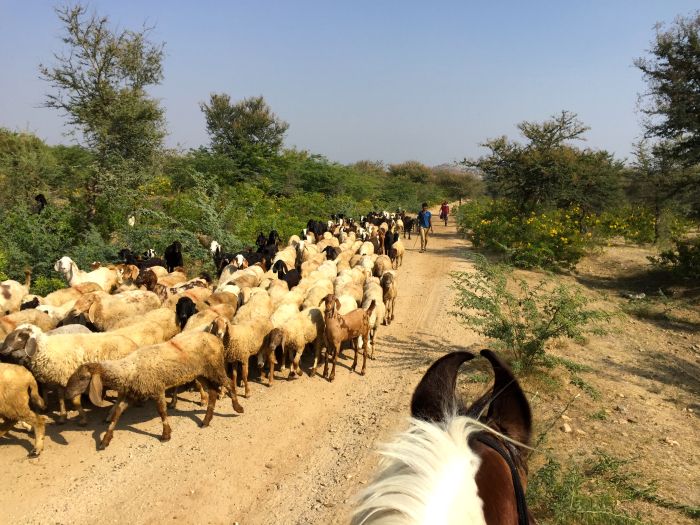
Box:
<box><xmin>0</xmin><ymin>364</ymin><xmax>46</xmax><ymax>457</ymax></box>
<box><xmin>381</xmin><ymin>272</ymin><xmax>398</xmax><ymax>325</ymax></box>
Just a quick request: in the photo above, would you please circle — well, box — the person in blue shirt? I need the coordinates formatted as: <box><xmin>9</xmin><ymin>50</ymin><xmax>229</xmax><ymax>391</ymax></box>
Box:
<box><xmin>417</xmin><ymin>202</ymin><xmax>433</xmax><ymax>252</ymax></box>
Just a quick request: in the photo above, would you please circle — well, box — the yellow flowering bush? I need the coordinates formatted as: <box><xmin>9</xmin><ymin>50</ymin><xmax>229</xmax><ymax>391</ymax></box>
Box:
<box><xmin>457</xmin><ymin>199</ymin><xmax>593</xmax><ymax>269</ymax></box>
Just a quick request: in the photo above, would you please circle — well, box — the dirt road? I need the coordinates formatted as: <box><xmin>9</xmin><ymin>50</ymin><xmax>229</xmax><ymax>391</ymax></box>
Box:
<box><xmin>0</xmin><ymin>210</ymin><xmax>478</xmax><ymax>525</ymax></box>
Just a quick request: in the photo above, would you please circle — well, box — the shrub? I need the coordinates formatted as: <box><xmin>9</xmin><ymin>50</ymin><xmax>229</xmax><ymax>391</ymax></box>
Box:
<box><xmin>457</xmin><ymin>199</ymin><xmax>593</xmax><ymax>270</ymax></box>
<box><xmin>596</xmin><ymin>205</ymin><xmax>691</xmax><ymax>244</ymax></box>
<box><xmin>649</xmin><ymin>238</ymin><xmax>700</xmax><ymax>279</ymax></box>
<box><xmin>451</xmin><ymin>254</ymin><xmax>610</xmax><ymax>373</ymax></box>
<box><xmin>31</xmin><ymin>276</ymin><xmax>66</xmax><ymax>296</ymax></box>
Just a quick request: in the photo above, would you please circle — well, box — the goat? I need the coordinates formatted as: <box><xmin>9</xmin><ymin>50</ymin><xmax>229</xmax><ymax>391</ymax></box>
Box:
<box><xmin>318</xmin><ymin>294</ymin><xmax>375</xmax><ymax>382</ymax></box>
<box><xmin>163</xmin><ymin>241</ymin><xmax>184</xmax><ymax>273</ymax></box>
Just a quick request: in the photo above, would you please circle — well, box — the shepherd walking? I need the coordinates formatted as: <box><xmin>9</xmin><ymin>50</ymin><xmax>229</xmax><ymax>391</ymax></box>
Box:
<box><xmin>439</xmin><ymin>201</ymin><xmax>449</xmax><ymax>226</ymax></box>
<box><xmin>417</xmin><ymin>202</ymin><xmax>433</xmax><ymax>252</ymax></box>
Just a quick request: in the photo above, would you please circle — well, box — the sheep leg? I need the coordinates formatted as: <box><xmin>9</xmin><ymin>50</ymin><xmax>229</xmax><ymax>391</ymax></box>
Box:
<box><xmin>220</xmin><ymin>370</ymin><xmax>244</xmax><ymax>414</ymax></box>
<box><xmin>26</xmin><ymin>411</ymin><xmax>45</xmax><ymax>457</ymax></box>
<box><xmin>311</xmin><ymin>338</ymin><xmax>324</xmax><ymax>377</ymax></box>
<box><xmin>155</xmin><ymin>394</ymin><xmax>171</xmax><ymax>441</ymax></box>
<box><xmin>168</xmin><ymin>386</ymin><xmax>178</xmax><ymax>410</ymax></box>
<box><xmin>268</xmin><ymin>347</ymin><xmax>277</xmax><ymax>386</ymax></box>
<box><xmin>201</xmin><ymin>386</ymin><xmax>218</xmax><ymax>428</ymax></box>
<box><xmin>242</xmin><ymin>361</ymin><xmax>250</xmax><ymax>398</ymax></box>
<box><xmin>0</xmin><ymin>418</ymin><xmax>15</xmax><ymax>438</ymax></box>
<box><xmin>100</xmin><ymin>396</ymin><xmax>128</xmax><ymax>450</ymax></box>
<box><xmin>71</xmin><ymin>395</ymin><xmax>88</xmax><ymax>426</ymax></box>
<box><xmin>360</xmin><ymin>331</ymin><xmax>369</xmax><ymax>376</ymax></box>
<box><xmin>56</xmin><ymin>387</ymin><xmax>67</xmax><ymax>424</ymax></box>
<box><xmin>289</xmin><ymin>346</ymin><xmax>303</xmax><ymax>379</ymax></box>
<box><xmin>369</xmin><ymin>328</ymin><xmax>377</xmax><ymax>360</ymax></box>
<box><xmin>195</xmin><ymin>380</ymin><xmax>209</xmax><ymax>407</ymax></box>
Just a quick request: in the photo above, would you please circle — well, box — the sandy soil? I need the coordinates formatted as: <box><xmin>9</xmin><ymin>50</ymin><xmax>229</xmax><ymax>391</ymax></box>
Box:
<box><xmin>1</xmin><ymin>212</ymin><xmax>697</xmax><ymax>524</ymax></box>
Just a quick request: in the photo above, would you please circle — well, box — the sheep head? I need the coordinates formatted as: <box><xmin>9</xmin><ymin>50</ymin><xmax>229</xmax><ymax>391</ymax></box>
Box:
<box><xmin>207</xmin><ymin>316</ymin><xmax>231</xmax><ymax>348</ymax></box>
<box><xmin>116</xmin><ymin>264</ymin><xmax>139</xmax><ymax>283</ymax></box>
<box><xmin>54</xmin><ymin>256</ymin><xmax>74</xmax><ymax>275</ymax></box>
<box><xmin>135</xmin><ymin>269</ymin><xmax>158</xmax><ymax>291</ymax></box>
<box><xmin>0</xmin><ymin>326</ymin><xmax>34</xmax><ymax>367</ymax></box>
<box><xmin>65</xmin><ymin>363</ymin><xmax>111</xmax><ymax>408</ymax></box>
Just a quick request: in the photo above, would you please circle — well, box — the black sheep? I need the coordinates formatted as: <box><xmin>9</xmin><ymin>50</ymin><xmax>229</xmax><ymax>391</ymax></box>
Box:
<box><xmin>175</xmin><ymin>297</ymin><xmax>198</xmax><ymax>330</ymax></box>
<box><xmin>164</xmin><ymin>241</ymin><xmax>184</xmax><ymax>272</ymax></box>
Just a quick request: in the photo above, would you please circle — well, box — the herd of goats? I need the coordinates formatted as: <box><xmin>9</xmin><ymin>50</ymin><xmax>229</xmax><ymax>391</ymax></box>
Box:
<box><xmin>0</xmin><ymin>211</ymin><xmax>416</xmax><ymax>457</ymax></box>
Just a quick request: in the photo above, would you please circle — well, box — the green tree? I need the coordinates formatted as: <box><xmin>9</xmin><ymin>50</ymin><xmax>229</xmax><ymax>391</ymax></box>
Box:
<box><xmin>465</xmin><ymin>111</ymin><xmax>589</xmax><ymax>209</ymax></box>
<box><xmin>635</xmin><ymin>12</ymin><xmax>700</xmax><ymax>166</ymax></box>
<box><xmin>201</xmin><ymin>93</ymin><xmax>289</xmax><ymax>175</ymax></box>
<box><xmin>387</xmin><ymin>160</ymin><xmax>432</xmax><ymax>183</ymax></box>
<box><xmin>40</xmin><ymin>4</ymin><xmax>165</xmax><ymax>221</ymax></box>
<box><xmin>465</xmin><ymin>111</ymin><xmax>622</xmax><ymax>221</ymax></box>
<box><xmin>433</xmin><ymin>167</ymin><xmax>484</xmax><ymax>202</ymax></box>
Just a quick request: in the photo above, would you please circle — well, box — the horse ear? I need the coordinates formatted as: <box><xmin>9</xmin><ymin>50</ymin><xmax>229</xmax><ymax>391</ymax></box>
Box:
<box><xmin>478</xmin><ymin>349</ymin><xmax>532</xmax><ymax>445</ymax></box>
<box><xmin>411</xmin><ymin>351</ymin><xmax>476</xmax><ymax>422</ymax></box>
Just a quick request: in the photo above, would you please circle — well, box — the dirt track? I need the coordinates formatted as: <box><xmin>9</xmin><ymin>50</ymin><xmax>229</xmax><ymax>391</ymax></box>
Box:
<box><xmin>0</xmin><ymin>210</ymin><xmax>478</xmax><ymax>525</ymax></box>
<box><xmin>3</xmin><ymin>210</ymin><xmax>698</xmax><ymax>525</ymax></box>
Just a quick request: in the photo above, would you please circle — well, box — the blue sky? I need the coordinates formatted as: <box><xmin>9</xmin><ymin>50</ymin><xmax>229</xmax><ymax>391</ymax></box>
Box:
<box><xmin>0</xmin><ymin>1</ymin><xmax>696</xmax><ymax>165</ymax></box>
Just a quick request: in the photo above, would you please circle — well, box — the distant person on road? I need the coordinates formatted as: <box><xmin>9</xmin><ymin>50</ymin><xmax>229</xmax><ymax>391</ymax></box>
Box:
<box><xmin>417</xmin><ymin>202</ymin><xmax>433</xmax><ymax>252</ymax></box>
<box><xmin>439</xmin><ymin>201</ymin><xmax>449</xmax><ymax>226</ymax></box>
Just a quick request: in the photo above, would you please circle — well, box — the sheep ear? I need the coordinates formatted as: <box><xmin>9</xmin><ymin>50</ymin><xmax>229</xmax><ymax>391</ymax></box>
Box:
<box><xmin>25</xmin><ymin>335</ymin><xmax>38</xmax><ymax>359</ymax></box>
<box><xmin>88</xmin><ymin>372</ymin><xmax>111</xmax><ymax>408</ymax></box>
<box><xmin>334</xmin><ymin>298</ymin><xmax>341</xmax><ymax>310</ymax></box>
<box><xmin>87</xmin><ymin>302</ymin><xmax>100</xmax><ymax>324</ymax></box>
<box><xmin>411</xmin><ymin>351</ymin><xmax>476</xmax><ymax>422</ymax></box>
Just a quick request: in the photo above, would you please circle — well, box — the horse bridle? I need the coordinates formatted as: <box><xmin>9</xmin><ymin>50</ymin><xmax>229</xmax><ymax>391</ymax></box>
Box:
<box><xmin>470</xmin><ymin>431</ymin><xmax>530</xmax><ymax>525</ymax></box>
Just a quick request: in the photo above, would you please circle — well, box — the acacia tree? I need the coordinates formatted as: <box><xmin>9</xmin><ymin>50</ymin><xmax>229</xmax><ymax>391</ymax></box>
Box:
<box><xmin>40</xmin><ymin>5</ymin><xmax>165</xmax><ymax>222</ymax></box>
<box><xmin>201</xmin><ymin>93</ymin><xmax>288</xmax><ymax>175</ymax></box>
<box><xmin>635</xmin><ymin>12</ymin><xmax>700</xmax><ymax>167</ymax></box>
<box><xmin>465</xmin><ymin>111</ymin><xmax>585</xmax><ymax>207</ymax></box>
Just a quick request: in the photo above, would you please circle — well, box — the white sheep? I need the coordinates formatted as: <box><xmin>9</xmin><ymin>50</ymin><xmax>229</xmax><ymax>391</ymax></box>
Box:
<box><xmin>266</xmin><ymin>307</ymin><xmax>325</xmax><ymax>383</ymax></box>
<box><xmin>66</xmin><ymin>290</ymin><xmax>161</xmax><ymax>331</ymax></box>
<box><xmin>208</xmin><ymin>316</ymin><xmax>273</xmax><ymax>398</ymax></box>
<box><xmin>54</xmin><ymin>256</ymin><xmax>117</xmax><ymax>292</ymax></box>
<box><xmin>64</xmin><ymin>331</ymin><xmax>243</xmax><ymax>449</ymax></box>
<box><xmin>0</xmin><ymin>363</ymin><xmax>45</xmax><ymax>457</ymax></box>
<box><xmin>362</xmin><ymin>279</ymin><xmax>386</xmax><ymax>359</ymax></box>
<box><xmin>12</xmin><ymin>324</ymin><xmax>139</xmax><ymax>424</ymax></box>
<box><xmin>0</xmin><ymin>310</ymin><xmax>57</xmax><ymax>343</ymax></box>
<box><xmin>0</xmin><ymin>270</ymin><xmax>32</xmax><ymax>315</ymax></box>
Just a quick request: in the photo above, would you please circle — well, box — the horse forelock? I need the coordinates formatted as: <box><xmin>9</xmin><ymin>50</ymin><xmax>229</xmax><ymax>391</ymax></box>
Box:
<box><xmin>351</xmin><ymin>416</ymin><xmax>487</xmax><ymax>525</ymax></box>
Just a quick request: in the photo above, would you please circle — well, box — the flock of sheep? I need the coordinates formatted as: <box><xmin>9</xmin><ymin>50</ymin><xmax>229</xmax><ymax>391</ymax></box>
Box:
<box><xmin>0</xmin><ymin>213</ymin><xmax>406</xmax><ymax>457</ymax></box>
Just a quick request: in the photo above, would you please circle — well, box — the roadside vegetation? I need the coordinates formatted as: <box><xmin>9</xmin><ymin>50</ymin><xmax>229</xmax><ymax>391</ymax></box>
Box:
<box><xmin>453</xmin><ymin>11</ymin><xmax>700</xmax><ymax>524</ymax></box>
<box><xmin>0</xmin><ymin>5</ymin><xmax>481</xmax><ymax>292</ymax></box>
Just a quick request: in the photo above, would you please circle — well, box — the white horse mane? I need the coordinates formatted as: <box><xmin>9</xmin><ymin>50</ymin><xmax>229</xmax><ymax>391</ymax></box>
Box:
<box><xmin>351</xmin><ymin>416</ymin><xmax>487</xmax><ymax>525</ymax></box>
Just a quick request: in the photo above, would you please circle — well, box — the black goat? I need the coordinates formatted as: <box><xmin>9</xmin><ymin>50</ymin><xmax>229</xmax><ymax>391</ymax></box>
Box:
<box><xmin>164</xmin><ymin>241</ymin><xmax>184</xmax><ymax>272</ymax></box>
<box><xmin>272</xmin><ymin>260</ymin><xmax>301</xmax><ymax>290</ymax></box>
<box><xmin>35</xmin><ymin>194</ymin><xmax>47</xmax><ymax>214</ymax></box>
